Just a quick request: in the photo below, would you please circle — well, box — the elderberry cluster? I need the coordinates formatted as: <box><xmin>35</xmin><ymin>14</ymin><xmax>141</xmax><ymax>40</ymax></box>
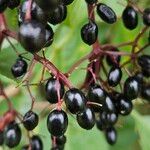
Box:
<box><xmin>0</xmin><ymin>0</ymin><xmax>150</xmax><ymax>150</ymax></box>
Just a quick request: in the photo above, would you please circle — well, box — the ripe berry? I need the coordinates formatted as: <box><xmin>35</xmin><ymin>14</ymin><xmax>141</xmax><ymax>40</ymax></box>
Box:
<box><xmin>18</xmin><ymin>20</ymin><xmax>46</xmax><ymax>53</ymax></box>
<box><xmin>64</xmin><ymin>88</ymin><xmax>86</xmax><ymax>114</ymax></box>
<box><xmin>143</xmin><ymin>8</ymin><xmax>150</xmax><ymax>26</ymax></box>
<box><xmin>103</xmin><ymin>96</ymin><xmax>115</xmax><ymax>113</ymax></box>
<box><xmin>97</xmin><ymin>3</ymin><xmax>117</xmax><ymax>24</ymax></box>
<box><xmin>81</xmin><ymin>21</ymin><xmax>98</xmax><ymax>45</ymax></box>
<box><xmin>23</xmin><ymin>110</ymin><xmax>39</xmax><ymax>131</ymax></box>
<box><xmin>134</xmin><ymin>72</ymin><xmax>143</xmax><ymax>85</ymax></box>
<box><xmin>85</xmin><ymin>0</ymin><xmax>97</xmax><ymax>5</ymax></box>
<box><xmin>108</xmin><ymin>67</ymin><xmax>122</xmax><ymax>87</ymax></box>
<box><xmin>51</xmin><ymin>135</ymin><xmax>66</xmax><ymax>145</ymax></box>
<box><xmin>124</xmin><ymin>76</ymin><xmax>140</xmax><ymax>100</ymax></box>
<box><xmin>31</xmin><ymin>135</ymin><xmax>43</xmax><ymax>150</ymax></box>
<box><xmin>100</xmin><ymin>111</ymin><xmax>118</xmax><ymax>126</ymax></box>
<box><xmin>62</xmin><ymin>0</ymin><xmax>74</xmax><ymax>5</ymax></box>
<box><xmin>45</xmin><ymin>24</ymin><xmax>54</xmax><ymax>47</ymax></box>
<box><xmin>96</xmin><ymin>117</ymin><xmax>106</xmax><ymax>131</ymax></box>
<box><xmin>18</xmin><ymin>0</ymin><xmax>47</xmax><ymax>25</ymax></box>
<box><xmin>0</xmin><ymin>131</ymin><xmax>4</xmax><ymax>145</ymax></box>
<box><xmin>116</xmin><ymin>95</ymin><xmax>133</xmax><ymax>115</ymax></box>
<box><xmin>77</xmin><ymin>107</ymin><xmax>95</xmax><ymax>130</ymax></box>
<box><xmin>106</xmin><ymin>47</ymin><xmax>121</xmax><ymax>66</ymax></box>
<box><xmin>48</xmin><ymin>5</ymin><xmax>67</xmax><ymax>25</ymax></box>
<box><xmin>47</xmin><ymin>109</ymin><xmax>68</xmax><ymax>136</ymax></box>
<box><xmin>0</xmin><ymin>0</ymin><xmax>7</xmax><ymax>13</ymax></box>
<box><xmin>4</xmin><ymin>122</ymin><xmax>22</xmax><ymax>148</ymax></box>
<box><xmin>51</xmin><ymin>145</ymin><xmax>64</xmax><ymax>150</ymax></box>
<box><xmin>122</xmin><ymin>6</ymin><xmax>138</xmax><ymax>30</ymax></box>
<box><xmin>11</xmin><ymin>57</ymin><xmax>28</xmax><ymax>78</ymax></box>
<box><xmin>45</xmin><ymin>77</ymin><xmax>65</xmax><ymax>104</ymax></box>
<box><xmin>141</xmin><ymin>84</ymin><xmax>150</xmax><ymax>101</ymax></box>
<box><xmin>105</xmin><ymin>127</ymin><xmax>117</xmax><ymax>145</ymax></box>
<box><xmin>8</xmin><ymin>0</ymin><xmax>20</xmax><ymax>9</ymax></box>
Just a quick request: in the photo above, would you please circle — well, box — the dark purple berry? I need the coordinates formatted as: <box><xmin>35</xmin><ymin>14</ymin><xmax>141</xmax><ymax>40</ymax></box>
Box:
<box><xmin>4</xmin><ymin>122</ymin><xmax>22</xmax><ymax>148</ymax></box>
<box><xmin>141</xmin><ymin>84</ymin><xmax>150</xmax><ymax>101</ymax></box>
<box><xmin>18</xmin><ymin>20</ymin><xmax>46</xmax><ymax>53</ymax></box>
<box><xmin>124</xmin><ymin>76</ymin><xmax>140</xmax><ymax>100</ymax></box>
<box><xmin>81</xmin><ymin>21</ymin><xmax>98</xmax><ymax>45</ymax></box>
<box><xmin>85</xmin><ymin>0</ymin><xmax>97</xmax><ymax>5</ymax></box>
<box><xmin>48</xmin><ymin>5</ymin><xmax>67</xmax><ymax>25</ymax></box>
<box><xmin>11</xmin><ymin>57</ymin><xmax>28</xmax><ymax>78</ymax></box>
<box><xmin>8</xmin><ymin>0</ymin><xmax>20</xmax><ymax>9</ymax></box>
<box><xmin>64</xmin><ymin>88</ymin><xmax>86</xmax><ymax>114</ymax></box>
<box><xmin>62</xmin><ymin>0</ymin><xmax>74</xmax><ymax>5</ymax></box>
<box><xmin>47</xmin><ymin>109</ymin><xmax>68</xmax><ymax>137</ymax></box>
<box><xmin>122</xmin><ymin>6</ymin><xmax>138</xmax><ymax>30</ymax></box>
<box><xmin>108</xmin><ymin>67</ymin><xmax>122</xmax><ymax>87</ymax></box>
<box><xmin>138</xmin><ymin>55</ymin><xmax>150</xmax><ymax>68</ymax></box>
<box><xmin>77</xmin><ymin>107</ymin><xmax>95</xmax><ymax>130</ymax></box>
<box><xmin>23</xmin><ymin>110</ymin><xmax>39</xmax><ymax>131</ymax></box>
<box><xmin>0</xmin><ymin>0</ymin><xmax>7</xmax><ymax>13</ymax></box>
<box><xmin>31</xmin><ymin>135</ymin><xmax>43</xmax><ymax>150</ymax></box>
<box><xmin>143</xmin><ymin>8</ymin><xmax>150</xmax><ymax>26</ymax></box>
<box><xmin>105</xmin><ymin>127</ymin><xmax>117</xmax><ymax>145</ymax></box>
<box><xmin>96</xmin><ymin>117</ymin><xmax>106</xmax><ymax>131</ymax></box>
<box><xmin>45</xmin><ymin>77</ymin><xmax>65</xmax><ymax>104</ymax></box>
<box><xmin>0</xmin><ymin>131</ymin><xmax>4</xmax><ymax>145</ymax></box>
<box><xmin>97</xmin><ymin>3</ymin><xmax>117</xmax><ymax>24</ymax></box>
<box><xmin>18</xmin><ymin>0</ymin><xmax>47</xmax><ymax>25</ymax></box>
<box><xmin>45</xmin><ymin>24</ymin><xmax>54</xmax><ymax>47</ymax></box>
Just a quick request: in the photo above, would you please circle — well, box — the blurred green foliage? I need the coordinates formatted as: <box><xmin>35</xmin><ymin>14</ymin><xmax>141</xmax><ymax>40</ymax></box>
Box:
<box><xmin>0</xmin><ymin>0</ymin><xmax>150</xmax><ymax>150</ymax></box>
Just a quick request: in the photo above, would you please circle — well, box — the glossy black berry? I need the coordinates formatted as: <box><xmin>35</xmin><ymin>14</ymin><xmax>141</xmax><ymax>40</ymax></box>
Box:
<box><xmin>0</xmin><ymin>131</ymin><xmax>4</xmax><ymax>145</ymax></box>
<box><xmin>96</xmin><ymin>117</ymin><xmax>106</xmax><ymax>131</ymax></box>
<box><xmin>51</xmin><ymin>135</ymin><xmax>66</xmax><ymax>145</ymax></box>
<box><xmin>31</xmin><ymin>135</ymin><xmax>43</xmax><ymax>150</ymax></box>
<box><xmin>77</xmin><ymin>107</ymin><xmax>95</xmax><ymax>130</ymax></box>
<box><xmin>103</xmin><ymin>96</ymin><xmax>116</xmax><ymax>113</ymax></box>
<box><xmin>122</xmin><ymin>6</ymin><xmax>138</xmax><ymax>30</ymax></box>
<box><xmin>81</xmin><ymin>21</ymin><xmax>98</xmax><ymax>45</ymax></box>
<box><xmin>4</xmin><ymin>122</ymin><xmax>22</xmax><ymax>148</ymax></box>
<box><xmin>8</xmin><ymin>0</ymin><xmax>20</xmax><ymax>9</ymax></box>
<box><xmin>108</xmin><ymin>67</ymin><xmax>122</xmax><ymax>87</ymax></box>
<box><xmin>35</xmin><ymin>0</ymin><xmax>61</xmax><ymax>11</ymax></box>
<box><xmin>143</xmin><ymin>8</ymin><xmax>150</xmax><ymax>26</ymax></box>
<box><xmin>134</xmin><ymin>72</ymin><xmax>143</xmax><ymax>85</ymax></box>
<box><xmin>138</xmin><ymin>55</ymin><xmax>150</xmax><ymax>68</ymax></box>
<box><xmin>18</xmin><ymin>20</ymin><xmax>46</xmax><ymax>53</ymax></box>
<box><xmin>0</xmin><ymin>0</ymin><xmax>7</xmax><ymax>13</ymax></box>
<box><xmin>106</xmin><ymin>47</ymin><xmax>121</xmax><ymax>66</ymax></box>
<box><xmin>11</xmin><ymin>57</ymin><xmax>28</xmax><ymax>78</ymax></box>
<box><xmin>116</xmin><ymin>95</ymin><xmax>133</xmax><ymax>115</ymax></box>
<box><xmin>124</xmin><ymin>76</ymin><xmax>140</xmax><ymax>100</ymax></box>
<box><xmin>141</xmin><ymin>84</ymin><xmax>150</xmax><ymax>101</ymax></box>
<box><xmin>64</xmin><ymin>88</ymin><xmax>86</xmax><ymax>114</ymax></box>
<box><xmin>51</xmin><ymin>145</ymin><xmax>64</xmax><ymax>150</ymax></box>
<box><xmin>45</xmin><ymin>24</ymin><xmax>54</xmax><ymax>47</ymax></box>
<box><xmin>105</xmin><ymin>127</ymin><xmax>117</xmax><ymax>145</ymax></box>
<box><xmin>48</xmin><ymin>5</ymin><xmax>67</xmax><ymax>25</ymax></box>
<box><xmin>23</xmin><ymin>110</ymin><xmax>39</xmax><ymax>131</ymax></box>
<box><xmin>47</xmin><ymin>109</ymin><xmax>68</xmax><ymax>137</ymax></box>
<box><xmin>45</xmin><ymin>78</ymin><xmax>65</xmax><ymax>104</ymax></box>
<box><xmin>85</xmin><ymin>0</ymin><xmax>97</xmax><ymax>5</ymax></box>
<box><xmin>97</xmin><ymin>3</ymin><xmax>117</xmax><ymax>24</ymax></box>
<box><xmin>63</xmin><ymin>0</ymin><xmax>74</xmax><ymax>5</ymax></box>
<box><xmin>18</xmin><ymin>0</ymin><xmax>47</xmax><ymax>25</ymax></box>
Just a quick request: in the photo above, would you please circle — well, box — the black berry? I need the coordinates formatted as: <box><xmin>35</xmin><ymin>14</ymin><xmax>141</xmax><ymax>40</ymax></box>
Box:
<box><xmin>96</xmin><ymin>116</ymin><xmax>106</xmax><ymax>131</ymax></box>
<box><xmin>8</xmin><ymin>0</ymin><xmax>20</xmax><ymax>9</ymax></box>
<box><xmin>141</xmin><ymin>84</ymin><xmax>150</xmax><ymax>101</ymax></box>
<box><xmin>105</xmin><ymin>127</ymin><xmax>117</xmax><ymax>145</ymax></box>
<box><xmin>31</xmin><ymin>135</ymin><xmax>43</xmax><ymax>150</ymax></box>
<box><xmin>143</xmin><ymin>8</ymin><xmax>150</xmax><ymax>26</ymax></box>
<box><xmin>81</xmin><ymin>21</ymin><xmax>98</xmax><ymax>45</ymax></box>
<box><xmin>23</xmin><ymin>110</ymin><xmax>39</xmax><ymax>131</ymax></box>
<box><xmin>64</xmin><ymin>88</ymin><xmax>86</xmax><ymax>114</ymax></box>
<box><xmin>122</xmin><ymin>6</ymin><xmax>138</xmax><ymax>30</ymax></box>
<box><xmin>51</xmin><ymin>135</ymin><xmax>66</xmax><ymax>145</ymax></box>
<box><xmin>11</xmin><ymin>57</ymin><xmax>28</xmax><ymax>78</ymax></box>
<box><xmin>85</xmin><ymin>0</ymin><xmax>97</xmax><ymax>5</ymax></box>
<box><xmin>62</xmin><ymin>0</ymin><xmax>74</xmax><ymax>5</ymax></box>
<box><xmin>124</xmin><ymin>76</ymin><xmax>140</xmax><ymax>100</ymax></box>
<box><xmin>0</xmin><ymin>0</ymin><xmax>7</xmax><ymax>13</ymax></box>
<box><xmin>108</xmin><ymin>67</ymin><xmax>122</xmax><ymax>87</ymax></box>
<box><xmin>45</xmin><ymin>24</ymin><xmax>54</xmax><ymax>47</ymax></box>
<box><xmin>45</xmin><ymin>77</ymin><xmax>65</xmax><ymax>104</ymax></box>
<box><xmin>0</xmin><ymin>131</ymin><xmax>4</xmax><ymax>145</ymax></box>
<box><xmin>4</xmin><ymin>122</ymin><xmax>22</xmax><ymax>148</ymax></box>
<box><xmin>47</xmin><ymin>109</ymin><xmax>68</xmax><ymax>136</ymax></box>
<box><xmin>48</xmin><ymin>4</ymin><xmax>67</xmax><ymax>25</ymax></box>
<box><xmin>97</xmin><ymin>3</ymin><xmax>117</xmax><ymax>24</ymax></box>
<box><xmin>77</xmin><ymin>107</ymin><xmax>95</xmax><ymax>130</ymax></box>
<box><xmin>18</xmin><ymin>20</ymin><xmax>46</xmax><ymax>53</ymax></box>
